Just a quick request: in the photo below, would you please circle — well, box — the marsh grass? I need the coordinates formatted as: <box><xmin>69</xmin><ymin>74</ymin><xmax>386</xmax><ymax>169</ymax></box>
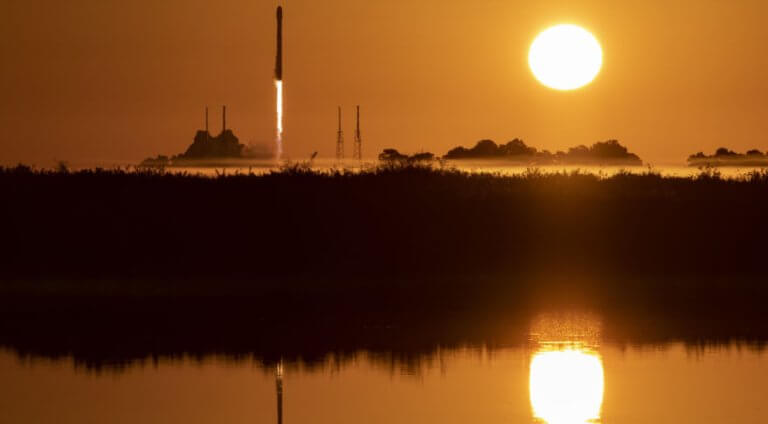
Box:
<box><xmin>1</xmin><ymin>162</ymin><xmax>768</xmax><ymax>368</ymax></box>
<box><xmin>1</xmin><ymin>161</ymin><xmax>766</xmax><ymax>293</ymax></box>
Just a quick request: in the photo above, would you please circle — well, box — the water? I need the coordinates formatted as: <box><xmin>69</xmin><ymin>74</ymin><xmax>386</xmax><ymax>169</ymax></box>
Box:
<box><xmin>2</xmin><ymin>333</ymin><xmax>767</xmax><ymax>423</ymax></box>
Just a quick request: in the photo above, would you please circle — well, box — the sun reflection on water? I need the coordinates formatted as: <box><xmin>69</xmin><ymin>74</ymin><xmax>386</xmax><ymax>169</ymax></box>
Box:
<box><xmin>529</xmin><ymin>313</ymin><xmax>604</xmax><ymax>424</ymax></box>
<box><xmin>530</xmin><ymin>347</ymin><xmax>604</xmax><ymax>424</ymax></box>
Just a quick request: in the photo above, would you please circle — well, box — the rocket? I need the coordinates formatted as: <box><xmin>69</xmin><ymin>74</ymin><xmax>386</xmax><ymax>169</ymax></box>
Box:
<box><xmin>275</xmin><ymin>6</ymin><xmax>283</xmax><ymax>81</ymax></box>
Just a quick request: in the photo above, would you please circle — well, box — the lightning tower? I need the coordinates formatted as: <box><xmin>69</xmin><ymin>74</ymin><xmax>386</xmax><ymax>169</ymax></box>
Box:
<box><xmin>336</xmin><ymin>106</ymin><xmax>344</xmax><ymax>161</ymax></box>
<box><xmin>353</xmin><ymin>105</ymin><xmax>362</xmax><ymax>161</ymax></box>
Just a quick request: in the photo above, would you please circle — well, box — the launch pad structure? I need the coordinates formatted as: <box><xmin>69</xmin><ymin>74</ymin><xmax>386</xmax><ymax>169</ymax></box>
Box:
<box><xmin>336</xmin><ymin>106</ymin><xmax>344</xmax><ymax>161</ymax></box>
<box><xmin>353</xmin><ymin>106</ymin><xmax>362</xmax><ymax>161</ymax></box>
<box><xmin>336</xmin><ymin>106</ymin><xmax>363</xmax><ymax>162</ymax></box>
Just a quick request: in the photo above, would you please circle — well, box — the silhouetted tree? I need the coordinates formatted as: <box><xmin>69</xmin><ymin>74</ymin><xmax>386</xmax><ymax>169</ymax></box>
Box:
<box><xmin>443</xmin><ymin>139</ymin><xmax>642</xmax><ymax>164</ymax></box>
<box><xmin>410</xmin><ymin>152</ymin><xmax>435</xmax><ymax>162</ymax></box>
<box><xmin>473</xmin><ymin>140</ymin><xmax>500</xmax><ymax>156</ymax></box>
<box><xmin>567</xmin><ymin>145</ymin><xmax>590</xmax><ymax>158</ymax></box>
<box><xmin>378</xmin><ymin>149</ymin><xmax>435</xmax><ymax>165</ymax></box>
<box><xmin>499</xmin><ymin>139</ymin><xmax>537</xmax><ymax>156</ymax></box>
<box><xmin>379</xmin><ymin>149</ymin><xmax>409</xmax><ymax>163</ymax></box>
<box><xmin>715</xmin><ymin>147</ymin><xmax>738</xmax><ymax>157</ymax></box>
<box><xmin>444</xmin><ymin>139</ymin><xmax>538</xmax><ymax>160</ymax></box>
<box><xmin>688</xmin><ymin>148</ymin><xmax>768</xmax><ymax>166</ymax></box>
<box><xmin>590</xmin><ymin>140</ymin><xmax>627</xmax><ymax>157</ymax></box>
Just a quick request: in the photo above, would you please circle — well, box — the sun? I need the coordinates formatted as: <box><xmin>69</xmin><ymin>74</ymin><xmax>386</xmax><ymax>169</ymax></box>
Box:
<box><xmin>529</xmin><ymin>24</ymin><xmax>603</xmax><ymax>91</ymax></box>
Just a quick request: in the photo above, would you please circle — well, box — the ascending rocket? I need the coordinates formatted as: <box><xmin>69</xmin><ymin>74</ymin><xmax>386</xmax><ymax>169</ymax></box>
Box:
<box><xmin>274</xmin><ymin>5</ymin><xmax>285</xmax><ymax>160</ymax></box>
<box><xmin>275</xmin><ymin>6</ymin><xmax>283</xmax><ymax>81</ymax></box>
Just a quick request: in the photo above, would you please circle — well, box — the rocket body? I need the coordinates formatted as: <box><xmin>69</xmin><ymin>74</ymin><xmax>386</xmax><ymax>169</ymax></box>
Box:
<box><xmin>275</xmin><ymin>6</ymin><xmax>283</xmax><ymax>81</ymax></box>
<box><xmin>274</xmin><ymin>5</ymin><xmax>284</xmax><ymax>160</ymax></box>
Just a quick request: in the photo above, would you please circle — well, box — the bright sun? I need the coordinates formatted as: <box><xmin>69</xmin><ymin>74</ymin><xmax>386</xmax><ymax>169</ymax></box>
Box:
<box><xmin>529</xmin><ymin>24</ymin><xmax>603</xmax><ymax>91</ymax></box>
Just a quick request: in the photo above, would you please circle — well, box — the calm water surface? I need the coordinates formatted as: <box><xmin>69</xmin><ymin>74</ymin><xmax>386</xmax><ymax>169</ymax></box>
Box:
<box><xmin>2</xmin><ymin>342</ymin><xmax>767</xmax><ymax>423</ymax></box>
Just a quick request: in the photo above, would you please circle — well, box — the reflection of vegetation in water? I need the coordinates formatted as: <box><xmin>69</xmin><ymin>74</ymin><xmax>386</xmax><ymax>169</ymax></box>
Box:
<box><xmin>0</xmin><ymin>288</ymin><xmax>767</xmax><ymax>374</ymax></box>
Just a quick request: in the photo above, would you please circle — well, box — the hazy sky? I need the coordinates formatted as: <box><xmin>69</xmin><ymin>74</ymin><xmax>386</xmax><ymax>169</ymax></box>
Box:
<box><xmin>2</xmin><ymin>0</ymin><xmax>768</xmax><ymax>165</ymax></box>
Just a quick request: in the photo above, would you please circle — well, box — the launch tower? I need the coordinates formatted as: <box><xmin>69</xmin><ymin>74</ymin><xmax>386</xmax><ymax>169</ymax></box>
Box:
<box><xmin>336</xmin><ymin>106</ymin><xmax>344</xmax><ymax>161</ymax></box>
<box><xmin>353</xmin><ymin>106</ymin><xmax>362</xmax><ymax>161</ymax></box>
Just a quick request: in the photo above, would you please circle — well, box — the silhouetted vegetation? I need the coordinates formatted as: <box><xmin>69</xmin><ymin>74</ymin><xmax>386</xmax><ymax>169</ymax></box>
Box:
<box><xmin>139</xmin><ymin>155</ymin><xmax>171</xmax><ymax>169</ymax></box>
<box><xmin>2</xmin><ymin>163</ymin><xmax>768</xmax><ymax>368</ymax></box>
<box><xmin>688</xmin><ymin>147</ymin><xmax>768</xmax><ymax>167</ymax></box>
<box><xmin>378</xmin><ymin>148</ymin><xmax>436</xmax><ymax>164</ymax></box>
<box><xmin>444</xmin><ymin>139</ymin><xmax>643</xmax><ymax>165</ymax></box>
<box><xmin>1</xmin><ymin>163</ymin><xmax>766</xmax><ymax>283</ymax></box>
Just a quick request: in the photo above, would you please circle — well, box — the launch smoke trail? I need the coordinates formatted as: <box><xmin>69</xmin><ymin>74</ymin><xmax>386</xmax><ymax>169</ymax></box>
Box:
<box><xmin>275</xmin><ymin>6</ymin><xmax>284</xmax><ymax>161</ymax></box>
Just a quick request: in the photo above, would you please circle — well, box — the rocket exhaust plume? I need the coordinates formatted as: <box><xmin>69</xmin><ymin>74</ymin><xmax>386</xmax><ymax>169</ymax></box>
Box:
<box><xmin>274</xmin><ymin>6</ymin><xmax>284</xmax><ymax>160</ymax></box>
<box><xmin>275</xmin><ymin>80</ymin><xmax>283</xmax><ymax>160</ymax></box>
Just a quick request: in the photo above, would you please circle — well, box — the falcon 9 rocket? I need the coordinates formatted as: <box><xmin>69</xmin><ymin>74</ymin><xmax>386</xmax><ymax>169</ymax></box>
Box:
<box><xmin>275</xmin><ymin>6</ymin><xmax>284</xmax><ymax>160</ymax></box>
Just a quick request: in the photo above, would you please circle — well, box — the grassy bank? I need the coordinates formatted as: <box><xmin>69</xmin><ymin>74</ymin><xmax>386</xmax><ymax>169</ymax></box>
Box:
<box><xmin>2</xmin><ymin>163</ymin><xmax>766</xmax><ymax>281</ymax></box>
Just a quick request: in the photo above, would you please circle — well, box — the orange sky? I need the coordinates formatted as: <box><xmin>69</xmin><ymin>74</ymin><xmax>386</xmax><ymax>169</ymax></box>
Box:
<box><xmin>2</xmin><ymin>0</ymin><xmax>768</xmax><ymax>165</ymax></box>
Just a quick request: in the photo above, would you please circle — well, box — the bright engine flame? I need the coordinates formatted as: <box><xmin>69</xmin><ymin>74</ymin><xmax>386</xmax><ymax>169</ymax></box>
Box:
<box><xmin>275</xmin><ymin>79</ymin><xmax>284</xmax><ymax>160</ymax></box>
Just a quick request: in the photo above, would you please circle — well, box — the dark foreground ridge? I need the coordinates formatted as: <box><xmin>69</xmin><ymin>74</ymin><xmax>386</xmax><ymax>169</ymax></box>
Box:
<box><xmin>2</xmin><ymin>163</ymin><xmax>768</xmax><ymax>368</ymax></box>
